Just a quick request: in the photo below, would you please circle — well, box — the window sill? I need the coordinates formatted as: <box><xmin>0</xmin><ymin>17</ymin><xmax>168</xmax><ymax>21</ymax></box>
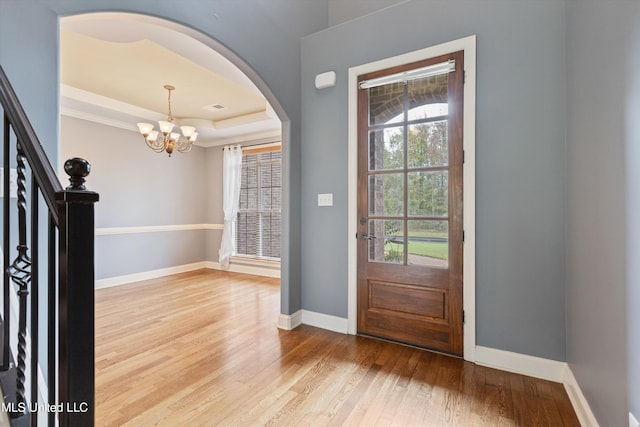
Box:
<box><xmin>229</xmin><ymin>256</ymin><xmax>281</xmax><ymax>278</ymax></box>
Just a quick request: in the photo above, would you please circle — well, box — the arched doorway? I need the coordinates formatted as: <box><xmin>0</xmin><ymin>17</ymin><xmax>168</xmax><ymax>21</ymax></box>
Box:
<box><xmin>58</xmin><ymin>12</ymin><xmax>289</xmax><ymax>316</ymax></box>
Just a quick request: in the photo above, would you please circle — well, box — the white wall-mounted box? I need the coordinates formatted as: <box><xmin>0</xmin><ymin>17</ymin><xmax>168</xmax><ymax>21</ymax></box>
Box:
<box><xmin>315</xmin><ymin>71</ymin><xmax>337</xmax><ymax>89</ymax></box>
<box><xmin>317</xmin><ymin>193</ymin><xmax>333</xmax><ymax>206</ymax></box>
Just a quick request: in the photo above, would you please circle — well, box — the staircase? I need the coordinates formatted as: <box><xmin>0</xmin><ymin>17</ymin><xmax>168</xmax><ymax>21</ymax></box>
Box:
<box><xmin>0</xmin><ymin>65</ymin><xmax>98</xmax><ymax>426</ymax></box>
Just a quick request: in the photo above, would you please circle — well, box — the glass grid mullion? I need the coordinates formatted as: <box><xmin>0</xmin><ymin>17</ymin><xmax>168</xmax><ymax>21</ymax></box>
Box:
<box><xmin>405</xmin><ymin>115</ymin><xmax>448</xmax><ymax>127</ymax></box>
<box><xmin>402</xmin><ymin>83</ymin><xmax>409</xmax><ymax>265</ymax></box>
<box><xmin>365</xmin><ymin>70</ymin><xmax>454</xmax><ymax>269</ymax></box>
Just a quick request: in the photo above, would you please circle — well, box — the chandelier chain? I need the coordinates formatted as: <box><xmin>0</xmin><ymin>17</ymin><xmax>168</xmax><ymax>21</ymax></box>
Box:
<box><xmin>166</xmin><ymin>87</ymin><xmax>174</xmax><ymax>122</ymax></box>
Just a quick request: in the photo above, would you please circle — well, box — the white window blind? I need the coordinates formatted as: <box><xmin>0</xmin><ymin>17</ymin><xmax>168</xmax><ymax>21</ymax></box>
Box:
<box><xmin>359</xmin><ymin>60</ymin><xmax>455</xmax><ymax>89</ymax></box>
<box><xmin>235</xmin><ymin>150</ymin><xmax>281</xmax><ymax>259</ymax></box>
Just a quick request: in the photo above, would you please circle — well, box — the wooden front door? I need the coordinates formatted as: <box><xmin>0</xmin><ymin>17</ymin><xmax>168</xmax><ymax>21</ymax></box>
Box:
<box><xmin>357</xmin><ymin>51</ymin><xmax>464</xmax><ymax>356</ymax></box>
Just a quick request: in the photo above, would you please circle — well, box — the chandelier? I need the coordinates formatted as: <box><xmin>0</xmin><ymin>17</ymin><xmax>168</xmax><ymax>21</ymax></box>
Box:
<box><xmin>136</xmin><ymin>85</ymin><xmax>198</xmax><ymax>156</ymax></box>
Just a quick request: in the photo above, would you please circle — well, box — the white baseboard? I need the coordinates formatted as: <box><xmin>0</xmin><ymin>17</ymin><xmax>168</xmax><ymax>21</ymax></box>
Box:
<box><xmin>475</xmin><ymin>345</ymin><xmax>599</xmax><ymax>427</ymax></box>
<box><xmin>277</xmin><ymin>310</ymin><xmax>302</xmax><ymax>330</ymax></box>
<box><xmin>206</xmin><ymin>261</ymin><xmax>280</xmax><ymax>279</ymax></box>
<box><xmin>474</xmin><ymin>345</ymin><xmax>567</xmax><ymax>382</ymax></box>
<box><xmin>563</xmin><ymin>364</ymin><xmax>601</xmax><ymax>427</ymax></box>
<box><xmin>96</xmin><ymin>259</ymin><xmax>280</xmax><ymax>289</ymax></box>
<box><xmin>301</xmin><ymin>310</ymin><xmax>348</xmax><ymax>334</ymax></box>
<box><xmin>95</xmin><ymin>262</ymin><xmax>209</xmax><ymax>289</ymax></box>
<box><xmin>276</xmin><ymin>310</ymin><xmax>348</xmax><ymax>334</ymax></box>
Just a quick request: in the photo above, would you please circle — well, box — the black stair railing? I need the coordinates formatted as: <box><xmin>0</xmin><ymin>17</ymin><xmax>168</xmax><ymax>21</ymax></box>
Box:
<box><xmin>0</xmin><ymin>64</ymin><xmax>98</xmax><ymax>427</ymax></box>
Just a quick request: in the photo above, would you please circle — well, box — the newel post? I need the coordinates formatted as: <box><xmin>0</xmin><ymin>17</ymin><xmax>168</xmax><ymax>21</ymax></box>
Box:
<box><xmin>55</xmin><ymin>158</ymin><xmax>99</xmax><ymax>426</ymax></box>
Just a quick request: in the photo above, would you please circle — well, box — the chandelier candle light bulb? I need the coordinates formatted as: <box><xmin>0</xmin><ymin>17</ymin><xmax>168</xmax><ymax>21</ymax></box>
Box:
<box><xmin>136</xmin><ymin>85</ymin><xmax>198</xmax><ymax>156</ymax></box>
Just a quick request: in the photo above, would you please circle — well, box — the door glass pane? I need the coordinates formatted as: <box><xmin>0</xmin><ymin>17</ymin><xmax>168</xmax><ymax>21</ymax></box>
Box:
<box><xmin>408</xmin><ymin>120</ymin><xmax>448</xmax><ymax>168</ymax></box>
<box><xmin>369</xmin><ymin>173</ymin><xmax>404</xmax><ymax>216</ymax></box>
<box><xmin>368</xmin><ymin>82</ymin><xmax>404</xmax><ymax>126</ymax></box>
<box><xmin>407</xmin><ymin>102</ymin><xmax>448</xmax><ymax>121</ymax></box>
<box><xmin>408</xmin><ymin>171</ymin><xmax>448</xmax><ymax>217</ymax></box>
<box><xmin>407</xmin><ymin>74</ymin><xmax>449</xmax><ymax>111</ymax></box>
<box><xmin>369</xmin><ymin>127</ymin><xmax>404</xmax><ymax>171</ymax></box>
<box><xmin>407</xmin><ymin>220</ymin><xmax>448</xmax><ymax>268</ymax></box>
<box><xmin>368</xmin><ymin>219</ymin><xmax>404</xmax><ymax>264</ymax></box>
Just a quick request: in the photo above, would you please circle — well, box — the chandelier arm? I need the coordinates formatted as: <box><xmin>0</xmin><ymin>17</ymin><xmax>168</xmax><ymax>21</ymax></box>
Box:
<box><xmin>145</xmin><ymin>137</ymin><xmax>167</xmax><ymax>153</ymax></box>
<box><xmin>175</xmin><ymin>140</ymin><xmax>193</xmax><ymax>153</ymax></box>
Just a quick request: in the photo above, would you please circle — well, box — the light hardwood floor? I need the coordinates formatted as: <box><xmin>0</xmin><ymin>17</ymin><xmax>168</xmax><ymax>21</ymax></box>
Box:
<box><xmin>95</xmin><ymin>269</ymin><xmax>579</xmax><ymax>426</ymax></box>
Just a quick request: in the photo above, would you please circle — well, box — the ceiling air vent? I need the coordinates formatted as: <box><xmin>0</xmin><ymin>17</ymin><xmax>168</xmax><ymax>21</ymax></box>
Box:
<box><xmin>203</xmin><ymin>104</ymin><xmax>226</xmax><ymax>112</ymax></box>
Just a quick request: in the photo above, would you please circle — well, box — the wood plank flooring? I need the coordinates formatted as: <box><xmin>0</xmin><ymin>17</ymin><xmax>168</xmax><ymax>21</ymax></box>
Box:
<box><xmin>95</xmin><ymin>269</ymin><xmax>579</xmax><ymax>426</ymax></box>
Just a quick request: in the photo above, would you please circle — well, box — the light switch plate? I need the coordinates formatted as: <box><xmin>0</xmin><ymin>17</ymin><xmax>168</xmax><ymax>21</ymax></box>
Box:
<box><xmin>630</xmin><ymin>412</ymin><xmax>639</xmax><ymax>427</ymax></box>
<box><xmin>317</xmin><ymin>193</ymin><xmax>333</xmax><ymax>207</ymax></box>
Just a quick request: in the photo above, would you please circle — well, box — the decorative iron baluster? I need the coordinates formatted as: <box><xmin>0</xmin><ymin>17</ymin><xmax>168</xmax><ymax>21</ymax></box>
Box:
<box><xmin>6</xmin><ymin>142</ymin><xmax>31</xmax><ymax>417</ymax></box>
<box><xmin>2</xmin><ymin>112</ymin><xmax>11</xmax><ymax>372</ymax></box>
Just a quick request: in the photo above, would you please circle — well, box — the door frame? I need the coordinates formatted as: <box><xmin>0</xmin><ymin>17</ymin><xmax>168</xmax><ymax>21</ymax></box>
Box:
<box><xmin>347</xmin><ymin>35</ymin><xmax>477</xmax><ymax>362</ymax></box>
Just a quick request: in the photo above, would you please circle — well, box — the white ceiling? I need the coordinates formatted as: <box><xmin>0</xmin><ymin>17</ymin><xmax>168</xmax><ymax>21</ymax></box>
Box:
<box><xmin>60</xmin><ymin>13</ymin><xmax>281</xmax><ymax>147</ymax></box>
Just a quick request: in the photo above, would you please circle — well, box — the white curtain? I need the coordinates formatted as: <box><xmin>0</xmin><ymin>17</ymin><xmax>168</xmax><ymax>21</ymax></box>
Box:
<box><xmin>219</xmin><ymin>145</ymin><xmax>243</xmax><ymax>269</ymax></box>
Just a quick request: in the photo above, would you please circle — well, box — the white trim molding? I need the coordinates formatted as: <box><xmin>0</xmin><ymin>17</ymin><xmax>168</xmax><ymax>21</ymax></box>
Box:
<box><xmin>206</xmin><ymin>260</ymin><xmax>280</xmax><ymax>279</ymax></box>
<box><xmin>95</xmin><ymin>262</ymin><xmax>210</xmax><ymax>289</ymax></box>
<box><xmin>61</xmin><ymin>85</ymin><xmax>282</xmax><ymax>149</ymax></box>
<box><xmin>96</xmin><ymin>259</ymin><xmax>280</xmax><ymax>289</ymax></box>
<box><xmin>278</xmin><ymin>310</ymin><xmax>302</xmax><ymax>330</ymax></box>
<box><xmin>563</xmin><ymin>364</ymin><xmax>601</xmax><ymax>427</ymax></box>
<box><xmin>62</xmin><ymin>106</ymin><xmax>139</xmax><ymax>133</ymax></box>
<box><xmin>346</xmin><ymin>35</ymin><xmax>477</xmax><ymax>361</ymax></box>
<box><xmin>95</xmin><ymin>223</ymin><xmax>224</xmax><ymax>236</ymax></box>
<box><xmin>475</xmin><ymin>346</ymin><xmax>567</xmax><ymax>382</ymax></box>
<box><xmin>61</xmin><ymin>84</ymin><xmax>165</xmax><ymax>122</ymax></box>
<box><xmin>475</xmin><ymin>345</ymin><xmax>599</xmax><ymax>427</ymax></box>
<box><xmin>301</xmin><ymin>310</ymin><xmax>349</xmax><ymax>334</ymax></box>
<box><xmin>198</xmin><ymin>131</ymin><xmax>281</xmax><ymax>148</ymax></box>
<box><xmin>277</xmin><ymin>310</ymin><xmax>348</xmax><ymax>334</ymax></box>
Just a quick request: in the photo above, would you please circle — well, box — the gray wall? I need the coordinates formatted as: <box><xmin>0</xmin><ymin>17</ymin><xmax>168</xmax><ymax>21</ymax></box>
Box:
<box><xmin>60</xmin><ymin>116</ymin><xmax>208</xmax><ymax>228</ymax></box>
<box><xmin>0</xmin><ymin>0</ymin><xmax>329</xmax><ymax>315</ymax></box>
<box><xmin>628</xmin><ymin>16</ymin><xmax>640</xmax><ymax>421</ymax></box>
<box><xmin>59</xmin><ymin>117</ymin><xmax>280</xmax><ymax>280</ymax></box>
<box><xmin>60</xmin><ymin>115</ymin><xmax>209</xmax><ymax>279</ymax></box>
<box><xmin>623</xmin><ymin>4</ymin><xmax>640</xmax><ymax>420</ymax></box>
<box><xmin>95</xmin><ymin>231</ymin><xmax>206</xmax><ymax>279</ymax></box>
<box><xmin>566</xmin><ymin>1</ymin><xmax>639</xmax><ymax>425</ymax></box>
<box><xmin>301</xmin><ymin>0</ymin><xmax>567</xmax><ymax>361</ymax></box>
<box><xmin>328</xmin><ymin>0</ymin><xmax>407</xmax><ymax>26</ymax></box>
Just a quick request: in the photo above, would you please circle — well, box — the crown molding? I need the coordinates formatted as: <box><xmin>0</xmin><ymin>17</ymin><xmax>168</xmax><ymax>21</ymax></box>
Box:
<box><xmin>61</xmin><ymin>106</ymin><xmax>138</xmax><ymax>132</ymax></box>
<box><xmin>196</xmin><ymin>130</ymin><xmax>281</xmax><ymax>147</ymax></box>
<box><xmin>60</xmin><ymin>85</ymin><xmax>281</xmax><ymax>146</ymax></box>
<box><xmin>61</xmin><ymin>84</ymin><xmax>165</xmax><ymax>121</ymax></box>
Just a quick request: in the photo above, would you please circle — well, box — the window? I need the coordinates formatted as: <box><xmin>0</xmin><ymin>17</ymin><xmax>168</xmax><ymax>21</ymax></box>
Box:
<box><xmin>235</xmin><ymin>149</ymin><xmax>281</xmax><ymax>260</ymax></box>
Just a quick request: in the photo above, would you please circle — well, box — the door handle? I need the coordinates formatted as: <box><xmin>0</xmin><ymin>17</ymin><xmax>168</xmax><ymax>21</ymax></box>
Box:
<box><xmin>359</xmin><ymin>232</ymin><xmax>377</xmax><ymax>241</ymax></box>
